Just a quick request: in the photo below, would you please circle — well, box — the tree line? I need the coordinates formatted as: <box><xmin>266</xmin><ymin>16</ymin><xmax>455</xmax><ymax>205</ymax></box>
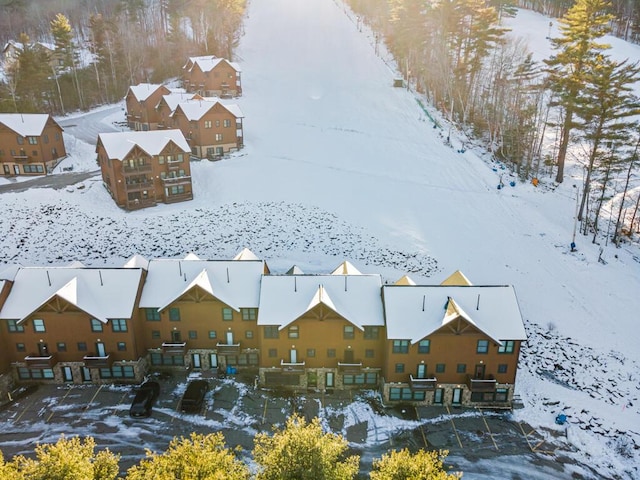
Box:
<box><xmin>0</xmin><ymin>415</ymin><xmax>462</xmax><ymax>480</ymax></box>
<box><xmin>348</xmin><ymin>0</ymin><xmax>640</xmax><ymax>246</ymax></box>
<box><xmin>0</xmin><ymin>0</ymin><xmax>246</xmax><ymax>113</ymax></box>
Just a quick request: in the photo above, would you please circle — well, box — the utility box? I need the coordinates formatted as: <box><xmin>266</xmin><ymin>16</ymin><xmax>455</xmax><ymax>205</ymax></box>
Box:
<box><xmin>393</xmin><ymin>78</ymin><xmax>404</xmax><ymax>88</ymax></box>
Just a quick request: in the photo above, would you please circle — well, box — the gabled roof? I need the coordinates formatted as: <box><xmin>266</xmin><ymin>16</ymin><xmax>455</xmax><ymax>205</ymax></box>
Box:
<box><xmin>0</xmin><ymin>267</ymin><xmax>143</xmax><ymax>321</ymax></box>
<box><xmin>286</xmin><ymin>265</ymin><xmax>304</xmax><ymax>275</ymax></box>
<box><xmin>233</xmin><ymin>248</ymin><xmax>259</xmax><ymax>261</ymax></box>
<box><xmin>139</xmin><ymin>259</ymin><xmax>265</xmax><ymax>310</ymax></box>
<box><xmin>184</xmin><ymin>252</ymin><xmax>201</xmax><ymax>260</ymax></box>
<box><xmin>124</xmin><ymin>254</ymin><xmax>149</xmax><ymax>271</ymax></box>
<box><xmin>171</xmin><ymin>98</ymin><xmax>244</xmax><ymax>121</ymax></box>
<box><xmin>126</xmin><ymin>83</ymin><xmax>169</xmax><ymax>102</ymax></box>
<box><xmin>382</xmin><ymin>285</ymin><xmax>526</xmax><ymax>344</ymax></box>
<box><xmin>331</xmin><ymin>261</ymin><xmax>362</xmax><ymax>275</ymax></box>
<box><xmin>257</xmin><ymin>273</ymin><xmax>384</xmax><ymax>329</ymax></box>
<box><xmin>97</xmin><ymin>129</ymin><xmax>190</xmax><ymax>160</ymax></box>
<box><xmin>441</xmin><ymin>270</ymin><xmax>473</xmax><ymax>286</ymax></box>
<box><xmin>156</xmin><ymin>92</ymin><xmax>200</xmax><ymax>112</ymax></box>
<box><xmin>395</xmin><ymin>275</ymin><xmax>416</xmax><ymax>285</ymax></box>
<box><xmin>0</xmin><ymin>263</ymin><xmax>22</xmax><ymax>281</ymax></box>
<box><xmin>0</xmin><ymin>114</ymin><xmax>59</xmax><ymax>137</ymax></box>
<box><xmin>183</xmin><ymin>55</ymin><xmax>241</xmax><ymax>73</ymax></box>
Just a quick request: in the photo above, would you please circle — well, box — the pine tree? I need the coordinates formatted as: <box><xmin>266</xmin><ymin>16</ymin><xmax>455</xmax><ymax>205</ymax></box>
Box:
<box><xmin>544</xmin><ymin>0</ymin><xmax>614</xmax><ymax>183</ymax></box>
<box><xmin>50</xmin><ymin>12</ymin><xmax>84</xmax><ymax>111</ymax></box>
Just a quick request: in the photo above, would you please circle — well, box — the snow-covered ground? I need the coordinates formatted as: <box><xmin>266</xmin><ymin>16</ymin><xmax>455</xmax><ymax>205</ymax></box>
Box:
<box><xmin>1</xmin><ymin>1</ymin><xmax>639</xmax><ymax>478</ymax></box>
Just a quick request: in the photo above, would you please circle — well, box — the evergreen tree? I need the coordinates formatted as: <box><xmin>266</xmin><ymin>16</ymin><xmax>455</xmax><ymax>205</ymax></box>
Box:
<box><xmin>253</xmin><ymin>415</ymin><xmax>359</xmax><ymax>480</ymax></box>
<box><xmin>50</xmin><ymin>12</ymin><xmax>85</xmax><ymax>111</ymax></box>
<box><xmin>370</xmin><ymin>448</ymin><xmax>462</xmax><ymax>480</ymax></box>
<box><xmin>544</xmin><ymin>0</ymin><xmax>614</xmax><ymax>183</ymax></box>
<box><xmin>7</xmin><ymin>32</ymin><xmax>52</xmax><ymax>112</ymax></box>
<box><xmin>125</xmin><ymin>432</ymin><xmax>249</xmax><ymax>480</ymax></box>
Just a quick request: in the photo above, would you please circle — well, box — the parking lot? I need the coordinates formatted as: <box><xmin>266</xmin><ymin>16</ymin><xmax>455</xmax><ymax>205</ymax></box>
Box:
<box><xmin>0</xmin><ymin>372</ymin><xmax>586</xmax><ymax>478</ymax></box>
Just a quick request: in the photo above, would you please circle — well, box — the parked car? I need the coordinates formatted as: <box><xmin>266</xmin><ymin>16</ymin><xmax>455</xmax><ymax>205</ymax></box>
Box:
<box><xmin>129</xmin><ymin>381</ymin><xmax>160</xmax><ymax>417</ymax></box>
<box><xmin>180</xmin><ymin>380</ymin><xmax>209</xmax><ymax>413</ymax></box>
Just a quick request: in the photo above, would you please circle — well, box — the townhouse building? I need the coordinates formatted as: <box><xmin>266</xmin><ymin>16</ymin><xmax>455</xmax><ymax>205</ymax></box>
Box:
<box><xmin>155</xmin><ymin>92</ymin><xmax>202</xmax><ymax>130</ymax></box>
<box><xmin>170</xmin><ymin>99</ymin><xmax>244</xmax><ymax>158</ymax></box>
<box><xmin>0</xmin><ymin>114</ymin><xmax>67</xmax><ymax>177</ymax></box>
<box><xmin>97</xmin><ymin>129</ymin><xmax>193</xmax><ymax>210</ymax></box>
<box><xmin>182</xmin><ymin>56</ymin><xmax>242</xmax><ymax>98</ymax></box>
<box><xmin>125</xmin><ymin>83</ymin><xmax>172</xmax><ymax>131</ymax></box>
<box><xmin>0</xmin><ymin>255</ymin><xmax>527</xmax><ymax>408</ymax></box>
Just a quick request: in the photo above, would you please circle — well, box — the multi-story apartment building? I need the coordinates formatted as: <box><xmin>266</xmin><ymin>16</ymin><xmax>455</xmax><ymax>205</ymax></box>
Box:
<box><xmin>170</xmin><ymin>99</ymin><xmax>244</xmax><ymax>158</ymax></box>
<box><xmin>0</xmin><ymin>255</ymin><xmax>527</xmax><ymax>408</ymax></box>
<box><xmin>155</xmin><ymin>92</ymin><xmax>201</xmax><ymax>130</ymax></box>
<box><xmin>182</xmin><ymin>56</ymin><xmax>242</xmax><ymax>98</ymax></box>
<box><xmin>97</xmin><ymin>129</ymin><xmax>193</xmax><ymax>210</ymax></box>
<box><xmin>0</xmin><ymin>114</ymin><xmax>67</xmax><ymax>177</ymax></box>
<box><xmin>125</xmin><ymin>83</ymin><xmax>172</xmax><ymax>131</ymax></box>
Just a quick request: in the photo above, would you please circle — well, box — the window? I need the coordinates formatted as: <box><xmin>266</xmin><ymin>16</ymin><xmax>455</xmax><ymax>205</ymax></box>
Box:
<box><xmin>418</xmin><ymin>340</ymin><xmax>430</xmax><ymax>353</ymax></box>
<box><xmin>56</xmin><ymin>342</ymin><xmax>67</xmax><ymax>352</ymax></box>
<box><xmin>363</xmin><ymin>326</ymin><xmax>379</xmax><ymax>339</ymax></box>
<box><xmin>498</xmin><ymin>340</ymin><xmax>515</xmax><ymax>354</ymax></box>
<box><xmin>365</xmin><ymin>349</ymin><xmax>375</xmax><ymax>358</ymax></box>
<box><xmin>33</xmin><ymin>319</ymin><xmax>45</xmax><ymax>332</ymax></box>
<box><xmin>215</xmin><ymin>120</ymin><xmax>220</xmax><ymax>127</ymax></box>
<box><xmin>77</xmin><ymin>342</ymin><xmax>87</xmax><ymax>351</ymax></box>
<box><xmin>477</xmin><ymin>340</ymin><xmax>489</xmax><ymax>354</ymax></box>
<box><xmin>18</xmin><ymin>368</ymin><xmax>54</xmax><ymax>380</ymax></box>
<box><xmin>498</xmin><ymin>364</ymin><xmax>508</xmax><ymax>374</ymax></box>
<box><xmin>117</xmin><ymin>342</ymin><xmax>127</xmax><ymax>351</ymax></box>
<box><xmin>395</xmin><ymin>363</ymin><xmax>405</xmax><ymax>373</ymax></box>
<box><xmin>151</xmin><ymin>330</ymin><xmax>161</xmax><ymax>339</ymax></box>
<box><xmin>268</xmin><ymin>348</ymin><xmax>277</xmax><ymax>358</ymax></box>
<box><xmin>389</xmin><ymin>387</ymin><xmax>424</xmax><ymax>401</ymax></box>
<box><xmin>222</xmin><ymin>308</ymin><xmax>233</xmax><ymax>321</ymax></box>
<box><xmin>28</xmin><ymin>136</ymin><xmax>38</xmax><ymax>145</ymax></box>
<box><xmin>23</xmin><ymin>164</ymin><xmax>44</xmax><ymax>173</ymax></box>
<box><xmin>456</xmin><ymin>363</ymin><xmax>467</xmax><ymax>373</ymax></box>
<box><xmin>245</xmin><ymin>330</ymin><xmax>254</xmax><ymax>339</ymax></box>
<box><xmin>189</xmin><ymin>330</ymin><xmax>198</xmax><ymax>339</ymax></box>
<box><xmin>177</xmin><ymin>153</ymin><xmax>184</xmax><ymax>162</ymax></box>
<box><xmin>16</xmin><ymin>343</ymin><xmax>25</xmax><ymax>352</ymax></box>
<box><xmin>204</xmin><ymin>120</ymin><xmax>212</xmax><ymax>128</ymax></box>
<box><xmin>169</xmin><ymin>307</ymin><xmax>181</xmax><ymax>321</ymax></box>
<box><xmin>264</xmin><ymin>326</ymin><xmax>279</xmax><ymax>339</ymax></box>
<box><xmin>7</xmin><ymin>320</ymin><xmax>24</xmax><ymax>333</ymax></box>
<box><xmin>158</xmin><ymin>155</ymin><xmax>165</xmax><ymax>164</ymax></box>
<box><xmin>392</xmin><ymin>340</ymin><xmax>409</xmax><ymax>354</ymax></box>
<box><xmin>17</xmin><ymin>135</ymin><xmax>24</xmax><ymax>144</ymax></box>
<box><xmin>145</xmin><ymin>309</ymin><xmax>160</xmax><ymax>321</ymax></box>
<box><xmin>208</xmin><ymin>330</ymin><xmax>217</xmax><ymax>339</ymax></box>
<box><xmin>150</xmin><ymin>353</ymin><xmax>184</xmax><ymax>366</ymax></box>
<box><xmin>111</xmin><ymin>319</ymin><xmax>127</xmax><ymax>332</ymax></box>
<box><xmin>99</xmin><ymin>365</ymin><xmax>135</xmax><ymax>379</ymax></box>
<box><xmin>436</xmin><ymin>363</ymin><xmax>445</xmax><ymax>373</ymax></box>
<box><xmin>215</xmin><ymin>133</ymin><xmax>223</xmax><ymax>141</ymax></box>
<box><xmin>307</xmin><ymin>348</ymin><xmax>316</xmax><ymax>358</ymax></box>
<box><xmin>343</xmin><ymin>372</ymin><xmax>378</xmax><ymax>385</ymax></box>
<box><xmin>495</xmin><ymin>388</ymin><xmax>509</xmax><ymax>402</ymax></box>
<box><xmin>288</xmin><ymin>325</ymin><xmax>299</xmax><ymax>339</ymax></box>
<box><xmin>241</xmin><ymin>308</ymin><xmax>257</xmax><ymax>321</ymax></box>
<box><xmin>43</xmin><ymin>134</ymin><xmax>49</xmax><ymax>144</ymax></box>
<box><xmin>327</xmin><ymin>349</ymin><xmax>336</xmax><ymax>358</ymax></box>
<box><xmin>223</xmin><ymin>119</ymin><xmax>231</xmax><ymax>127</ymax></box>
<box><xmin>343</xmin><ymin>325</ymin><xmax>354</xmax><ymax>340</ymax></box>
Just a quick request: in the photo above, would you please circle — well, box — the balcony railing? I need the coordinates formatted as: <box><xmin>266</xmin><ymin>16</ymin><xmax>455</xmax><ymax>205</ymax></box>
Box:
<box><xmin>338</xmin><ymin>361</ymin><xmax>363</xmax><ymax>373</ymax></box>
<box><xmin>161</xmin><ymin>176</ymin><xmax>191</xmax><ymax>186</ymax></box>
<box><xmin>126</xmin><ymin>198</ymin><xmax>157</xmax><ymax>210</ymax></box>
<box><xmin>280</xmin><ymin>359</ymin><xmax>305</xmax><ymax>373</ymax></box>
<box><xmin>410</xmin><ymin>374</ymin><xmax>437</xmax><ymax>390</ymax></box>
<box><xmin>164</xmin><ymin>192</ymin><xmax>193</xmax><ymax>204</ymax></box>
<box><xmin>83</xmin><ymin>353</ymin><xmax>112</xmax><ymax>368</ymax></box>
<box><xmin>216</xmin><ymin>342</ymin><xmax>240</xmax><ymax>355</ymax></box>
<box><xmin>162</xmin><ymin>341</ymin><xmax>187</xmax><ymax>355</ymax></box>
<box><xmin>25</xmin><ymin>353</ymin><xmax>57</xmax><ymax>368</ymax></box>
<box><xmin>123</xmin><ymin>164</ymin><xmax>153</xmax><ymax>174</ymax></box>
<box><xmin>467</xmin><ymin>376</ymin><xmax>497</xmax><ymax>392</ymax></box>
<box><xmin>13</xmin><ymin>154</ymin><xmax>30</xmax><ymax>161</ymax></box>
<box><xmin>124</xmin><ymin>180</ymin><xmax>154</xmax><ymax>192</ymax></box>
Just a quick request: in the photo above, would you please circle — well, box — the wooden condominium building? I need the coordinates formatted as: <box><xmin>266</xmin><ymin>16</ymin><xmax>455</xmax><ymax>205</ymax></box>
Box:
<box><xmin>125</xmin><ymin>83</ymin><xmax>173</xmax><ymax>131</ymax></box>
<box><xmin>155</xmin><ymin>91</ymin><xmax>201</xmax><ymax>130</ymax></box>
<box><xmin>182</xmin><ymin>56</ymin><xmax>242</xmax><ymax>98</ymax></box>
<box><xmin>0</xmin><ymin>114</ymin><xmax>67</xmax><ymax>177</ymax></box>
<box><xmin>97</xmin><ymin>130</ymin><xmax>193</xmax><ymax>210</ymax></box>
<box><xmin>170</xmin><ymin>99</ymin><xmax>244</xmax><ymax>158</ymax></box>
<box><xmin>0</xmin><ymin>253</ymin><xmax>527</xmax><ymax>408</ymax></box>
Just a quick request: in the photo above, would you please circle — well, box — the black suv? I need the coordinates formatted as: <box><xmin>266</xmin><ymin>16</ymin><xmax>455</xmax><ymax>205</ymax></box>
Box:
<box><xmin>129</xmin><ymin>381</ymin><xmax>160</xmax><ymax>417</ymax></box>
<box><xmin>180</xmin><ymin>380</ymin><xmax>209</xmax><ymax>413</ymax></box>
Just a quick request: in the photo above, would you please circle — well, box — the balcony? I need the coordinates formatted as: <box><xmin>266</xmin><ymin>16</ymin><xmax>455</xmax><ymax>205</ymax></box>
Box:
<box><xmin>467</xmin><ymin>375</ymin><xmax>497</xmax><ymax>392</ymax></box>
<box><xmin>13</xmin><ymin>153</ymin><xmax>30</xmax><ymax>161</ymax></box>
<box><xmin>338</xmin><ymin>361</ymin><xmax>363</xmax><ymax>373</ymax></box>
<box><xmin>83</xmin><ymin>353</ymin><xmax>113</xmax><ymax>368</ymax></box>
<box><xmin>216</xmin><ymin>342</ymin><xmax>240</xmax><ymax>355</ymax></box>
<box><xmin>410</xmin><ymin>374</ymin><xmax>437</xmax><ymax>390</ymax></box>
<box><xmin>161</xmin><ymin>176</ymin><xmax>191</xmax><ymax>186</ymax></box>
<box><xmin>281</xmin><ymin>359</ymin><xmax>305</xmax><ymax>373</ymax></box>
<box><xmin>123</xmin><ymin>164</ymin><xmax>153</xmax><ymax>174</ymax></box>
<box><xmin>124</xmin><ymin>180</ymin><xmax>154</xmax><ymax>192</ymax></box>
<box><xmin>126</xmin><ymin>198</ymin><xmax>156</xmax><ymax>210</ymax></box>
<box><xmin>25</xmin><ymin>353</ymin><xmax>57</xmax><ymax>368</ymax></box>
<box><xmin>164</xmin><ymin>192</ymin><xmax>193</xmax><ymax>204</ymax></box>
<box><xmin>162</xmin><ymin>342</ymin><xmax>187</xmax><ymax>355</ymax></box>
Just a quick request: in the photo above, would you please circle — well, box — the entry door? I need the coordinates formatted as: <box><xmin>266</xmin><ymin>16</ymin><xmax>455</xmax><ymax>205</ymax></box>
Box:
<box><xmin>226</xmin><ymin>331</ymin><xmax>234</xmax><ymax>345</ymax></box>
<box><xmin>96</xmin><ymin>342</ymin><xmax>106</xmax><ymax>357</ymax></box>
<box><xmin>452</xmin><ymin>388</ymin><xmax>462</xmax><ymax>405</ymax></box>
<box><xmin>290</xmin><ymin>349</ymin><xmax>297</xmax><ymax>363</ymax></box>
<box><xmin>82</xmin><ymin>367</ymin><xmax>91</xmax><ymax>382</ymax></box>
<box><xmin>416</xmin><ymin>364</ymin><xmax>427</xmax><ymax>379</ymax></box>
<box><xmin>14</xmin><ymin>165</ymin><xmax>20</xmax><ymax>175</ymax></box>
<box><xmin>434</xmin><ymin>388</ymin><xmax>444</xmax><ymax>404</ymax></box>
<box><xmin>38</xmin><ymin>343</ymin><xmax>49</xmax><ymax>356</ymax></box>
<box><xmin>3</xmin><ymin>165</ymin><xmax>9</xmax><ymax>175</ymax></box>
<box><xmin>62</xmin><ymin>366</ymin><xmax>73</xmax><ymax>382</ymax></box>
<box><xmin>192</xmin><ymin>353</ymin><xmax>201</xmax><ymax>369</ymax></box>
<box><xmin>171</xmin><ymin>330</ymin><xmax>182</xmax><ymax>342</ymax></box>
<box><xmin>326</xmin><ymin>372</ymin><xmax>335</xmax><ymax>388</ymax></box>
<box><xmin>474</xmin><ymin>364</ymin><xmax>486</xmax><ymax>379</ymax></box>
<box><xmin>343</xmin><ymin>349</ymin><xmax>354</xmax><ymax>363</ymax></box>
<box><xmin>209</xmin><ymin>353</ymin><xmax>218</xmax><ymax>368</ymax></box>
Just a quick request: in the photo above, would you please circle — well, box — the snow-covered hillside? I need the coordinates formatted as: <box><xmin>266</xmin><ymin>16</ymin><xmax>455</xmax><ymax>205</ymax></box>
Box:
<box><xmin>1</xmin><ymin>1</ymin><xmax>639</xmax><ymax>478</ymax></box>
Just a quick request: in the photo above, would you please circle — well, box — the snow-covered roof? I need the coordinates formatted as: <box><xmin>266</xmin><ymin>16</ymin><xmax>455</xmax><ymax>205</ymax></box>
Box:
<box><xmin>0</xmin><ymin>267</ymin><xmax>143</xmax><ymax>322</ymax></box>
<box><xmin>0</xmin><ymin>263</ymin><xmax>22</xmax><ymax>281</ymax></box>
<box><xmin>233</xmin><ymin>248</ymin><xmax>260</xmax><ymax>261</ymax></box>
<box><xmin>0</xmin><ymin>114</ymin><xmax>57</xmax><ymax>137</ymax></box>
<box><xmin>171</xmin><ymin>98</ymin><xmax>244</xmax><ymax>121</ymax></box>
<box><xmin>127</xmin><ymin>83</ymin><xmax>166</xmax><ymax>102</ymax></box>
<box><xmin>184</xmin><ymin>55</ymin><xmax>241</xmax><ymax>73</ymax></box>
<box><xmin>331</xmin><ymin>260</ymin><xmax>362</xmax><ymax>275</ymax></box>
<box><xmin>441</xmin><ymin>270</ymin><xmax>473</xmax><ymax>286</ymax></box>
<box><xmin>139</xmin><ymin>259</ymin><xmax>265</xmax><ymax>310</ymax></box>
<box><xmin>156</xmin><ymin>92</ymin><xmax>199</xmax><ymax>112</ymax></box>
<box><xmin>395</xmin><ymin>275</ymin><xmax>416</xmax><ymax>285</ymax></box>
<box><xmin>98</xmin><ymin>129</ymin><xmax>190</xmax><ymax>160</ymax></box>
<box><xmin>257</xmin><ymin>273</ymin><xmax>384</xmax><ymax>329</ymax></box>
<box><xmin>383</xmin><ymin>285</ymin><xmax>527</xmax><ymax>344</ymax></box>
<box><xmin>123</xmin><ymin>254</ymin><xmax>149</xmax><ymax>271</ymax></box>
<box><xmin>184</xmin><ymin>252</ymin><xmax>201</xmax><ymax>260</ymax></box>
<box><xmin>286</xmin><ymin>265</ymin><xmax>304</xmax><ymax>275</ymax></box>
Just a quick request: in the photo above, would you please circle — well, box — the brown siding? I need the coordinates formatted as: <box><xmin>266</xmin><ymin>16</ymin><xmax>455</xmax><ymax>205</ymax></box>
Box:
<box><xmin>125</xmin><ymin>85</ymin><xmax>171</xmax><ymax>131</ymax></box>
<box><xmin>184</xmin><ymin>61</ymin><xmax>241</xmax><ymax>97</ymax></box>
